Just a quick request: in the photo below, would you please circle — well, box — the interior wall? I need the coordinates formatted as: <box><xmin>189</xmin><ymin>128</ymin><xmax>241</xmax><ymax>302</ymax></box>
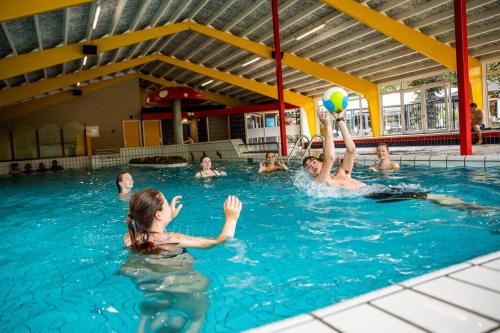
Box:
<box><xmin>0</xmin><ymin>78</ymin><xmax>142</xmax><ymax>151</ymax></box>
<box><xmin>208</xmin><ymin>116</ymin><xmax>229</xmax><ymax>141</ymax></box>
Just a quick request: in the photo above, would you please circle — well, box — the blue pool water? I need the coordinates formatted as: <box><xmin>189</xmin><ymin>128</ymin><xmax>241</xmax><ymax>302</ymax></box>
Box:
<box><xmin>1</xmin><ymin>163</ymin><xmax>499</xmax><ymax>332</ymax></box>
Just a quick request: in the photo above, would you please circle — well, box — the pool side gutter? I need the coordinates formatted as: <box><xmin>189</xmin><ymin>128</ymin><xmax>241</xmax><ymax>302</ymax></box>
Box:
<box><xmin>244</xmin><ymin>250</ymin><xmax>500</xmax><ymax>333</ymax></box>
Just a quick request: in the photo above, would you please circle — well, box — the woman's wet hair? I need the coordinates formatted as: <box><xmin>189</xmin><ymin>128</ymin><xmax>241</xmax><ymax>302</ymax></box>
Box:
<box><xmin>265</xmin><ymin>152</ymin><xmax>274</xmax><ymax>159</ymax></box>
<box><xmin>200</xmin><ymin>155</ymin><xmax>210</xmax><ymax>163</ymax></box>
<box><xmin>116</xmin><ymin>172</ymin><xmax>129</xmax><ymax>193</ymax></box>
<box><xmin>126</xmin><ymin>188</ymin><xmax>164</xmax><ymax>253</ymax></box>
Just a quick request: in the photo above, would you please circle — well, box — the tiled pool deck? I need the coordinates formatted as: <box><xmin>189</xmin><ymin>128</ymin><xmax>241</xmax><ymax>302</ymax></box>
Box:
<box><xmin>245</xmin><ymin>251</ymin><xmax>500</xmax><ymax>333</ymax></box>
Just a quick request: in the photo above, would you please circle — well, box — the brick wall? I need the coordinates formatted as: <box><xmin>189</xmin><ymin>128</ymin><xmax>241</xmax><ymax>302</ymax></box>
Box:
<box><xmin>0</xmin><ymin>78</ymin><xmax>142</xmax><ymax>152</ymax></box>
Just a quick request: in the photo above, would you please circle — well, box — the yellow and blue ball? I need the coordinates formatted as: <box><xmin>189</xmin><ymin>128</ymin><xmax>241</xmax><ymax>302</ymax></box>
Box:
<box><xmin>322</xmin><ymin>87</ymin><xmax>348</xmax><ymax>113</ymax></box>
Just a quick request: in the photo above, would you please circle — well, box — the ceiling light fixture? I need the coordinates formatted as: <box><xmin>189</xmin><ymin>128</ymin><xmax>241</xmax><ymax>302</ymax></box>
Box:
<box><xmin>201</xmin><ymin>80</ymin><xmax>213</xmax><ymax>86</ymax></box>
<box><xmin>83</xmin><ymin>56</ymin><xmax>88</xmax><ymax>66</ymax></box>
<box><xmin>296</xmin><ymin>24</ymin><xmax>325</xmax><ymax>40</ymax></box>
<box><xmin>92</xmin><ymin>6</ymin><xmax>101</xmax><ymax>30</ymax></box>
<box><xmin>241</xmin><ymin>57</ymin><xmax>260</xmax><ymax>67</ymax></box>
<box><xmin>76</xmin><ymin>82</ymin><xmax>81</xmax><ymax>87</ymax></box>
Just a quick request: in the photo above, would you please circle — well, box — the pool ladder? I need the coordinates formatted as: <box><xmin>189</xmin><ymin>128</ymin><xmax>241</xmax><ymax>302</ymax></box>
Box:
<box><xmin>287</xmin><ymin>134</ymin><xmax>324</xmax><ymax>163</ymax></box>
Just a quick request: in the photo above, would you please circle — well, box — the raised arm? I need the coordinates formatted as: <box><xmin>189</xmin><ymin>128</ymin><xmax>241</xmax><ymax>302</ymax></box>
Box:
<box><xmin>333</xmin><ymin>111</ymin><xmax>356</xmax><ymax>175</ymax></box>
<box><xmin>317</xmin><ymin>110</ymin><xmax>336</xmax><ymax>182</ymax></box>
<box><xmin>159</xmin><ymin>196</ymin><xmax>242</xmax><ymax>249</ymax></box>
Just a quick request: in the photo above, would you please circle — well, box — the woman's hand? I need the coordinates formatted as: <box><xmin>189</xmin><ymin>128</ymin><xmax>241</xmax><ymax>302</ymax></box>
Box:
<box><xmin>224</xmin><ymin>195</ymin><xmax>242</xmax><ymax>222</ymax></box>
<box><xmin>170</xmin><ymin>195</ymin><xmax>183</xmax><ymax>219</ymax></box>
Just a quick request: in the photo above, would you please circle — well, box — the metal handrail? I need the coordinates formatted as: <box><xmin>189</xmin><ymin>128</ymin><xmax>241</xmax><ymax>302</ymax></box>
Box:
<box><xmin>303</xmin><ymin>134</ymin><xmax>325</xmax><ymax>160</ymax></box>
<box><xmin>287</xmin><ymin>135</ymin><xmax>310</xmax><ymax>163</ymax></box>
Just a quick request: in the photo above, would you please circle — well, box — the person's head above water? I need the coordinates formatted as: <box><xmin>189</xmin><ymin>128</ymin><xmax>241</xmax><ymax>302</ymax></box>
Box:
<box><xmin>116</xmin><ymin>172</ymin><xmax>134</xmax><ymax>194</ymax></box>
<box><xmin>126</xmin><ymin>188</ymin><xmax>176</xmax><ymax>252</ymax></box>
<box><xmin>376</xmin><ymin>143</ymin><xmax>391</xmax><ymax>160</ymax></box>
<box><xmin>265</xmin><ymin>152</ymin><xmax>276</xmax><ymax>164</ymax></box>
<box><xmin>200</xmin><ymin>155</ymin><xmax>211</xmax><ymax>171</ymax></box>
<box><xmin>302</xmin><ymin>156</ymin><xmax>323</xmax><ymax>177</ymax></box>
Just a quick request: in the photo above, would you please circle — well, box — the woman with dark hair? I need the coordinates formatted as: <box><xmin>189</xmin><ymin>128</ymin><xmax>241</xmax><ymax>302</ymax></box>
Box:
<box><xmin>124</xmin><ymin>189</ymin><xmax>241</xmax><ymax>252</ymax></box>
<box><xmin>116</xmin><ymin>172</ymin><xmax>134</xmax><ymax>200</ymax></box>
<box><xmin>121</xmin><ymin>189</ymin><xmax>242</xmax><ymax>332</ymax></box>
<box><xmin>195</xmin><ymin>155</ymin><xmax>226</xmax><ymax>178</ymax></box>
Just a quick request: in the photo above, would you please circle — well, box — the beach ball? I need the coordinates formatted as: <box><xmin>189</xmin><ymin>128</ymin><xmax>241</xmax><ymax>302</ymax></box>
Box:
<box><xmin>322</xmin><ymin>87</ymin><xmax>348</xmax><ymax>113</ymax></box>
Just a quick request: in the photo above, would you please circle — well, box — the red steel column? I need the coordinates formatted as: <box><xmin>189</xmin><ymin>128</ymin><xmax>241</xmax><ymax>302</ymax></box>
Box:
<box><xmin>271</xmin><ymin>0</ymin><xmax>287</xmax><ymax>156</ymax></box>
<box><xmin>454</xmin><ymin>0</ymin><xmax>472</xmax><ymax>155</ymax></box>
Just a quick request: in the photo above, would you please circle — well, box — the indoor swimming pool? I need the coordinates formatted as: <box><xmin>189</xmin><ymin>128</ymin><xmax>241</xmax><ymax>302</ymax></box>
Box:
<box><xmin>1</xmin><ymin>162</ymin><xmax>499</xmax><ymax>332</ymax></box>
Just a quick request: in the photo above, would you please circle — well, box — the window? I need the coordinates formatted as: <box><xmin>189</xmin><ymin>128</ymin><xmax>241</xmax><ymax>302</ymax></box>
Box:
<box><xmin>381</xmin><ymin>72</ymin><xmax>458</xmax><ymax>134</ymax></box>
<box><xmin>382</xmin><ymin>93</ymin><xmax>401</xmax><ymax>135</ymax></box>
<box><xmin>487</xmin><ymin>61</ymin><xmax>500</xmax><ymax>128</ymax></box>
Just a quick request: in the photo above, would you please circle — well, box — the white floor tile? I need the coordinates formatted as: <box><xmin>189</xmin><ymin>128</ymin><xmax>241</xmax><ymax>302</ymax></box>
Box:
<box><xmin>323</xmin><ymin>304</ymin><xmax>425</xmax><ymax>333</ymax></box>
<box><xmin>372</xmin><ymin>289</ymin><xmax>497</xmax><ymax>333</ymax></box>
<box><xmin>483</xmin><ymin>258</ymin><xmax>500</xmax><ymax>272</ymax></box>
<box><xmin>413</xmin><ymin>277</ymin><xmax>500</xmax><ymax>320</ymax></box>
<box><xmin>487</xmin><ymin>328</ymin><xmax>500</xmax><ymax>333</ymax></box>
<box><xmin>399</xmin><ymin>263</ymin><xmax>471</xmax><ymax>287</ymax></box>
<box><xmin>450</xmin><ymin>266</ymin><xmax>500</xmax><ymax>292</ymax></box>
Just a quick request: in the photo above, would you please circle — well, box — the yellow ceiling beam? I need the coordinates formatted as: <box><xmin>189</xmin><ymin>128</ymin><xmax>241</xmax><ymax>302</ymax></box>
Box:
<box><xmin>189</xmin><ymin>22</ymin><xmax>376</xmax><ymax>95</ymax></box>
<box><xmin>0</xmin><ymin>55</ymin><xmax>155</xmax><ymax>107</ymax></box>
<box><xmin>156</xmin><ymin>55</ymin><xmax>313</xmax><ymax>107</ymax></box>
<box><xmin>0</xmin><ymin>22</ymin><xmax>190</xmax><ymax>81</ymax></box>
<box><xmin>0</xmin><ymin>0</ymin><xmax>94</xmax><ymax>22</ymax></box>
<box><xmin>0</xmin><ymin>74</ymin><xmax>137</xmax><ymax>122</ymax></box>
<box><xmin>155</xmin><ymin>54</ymin><xmax>318</xmax><ymax>135</ymax></box>
<box><xmin>320</xmin><ymin>0</ymin><xmax>482</xmax><ymax>70</ymax></box>
<box><xmin>137</xmin><ymin>73</ymin><xmax>250</xmax><ymax>108</ymax></box>
<box><xmin>2</xmin><ymin>21</ymin><xmax>374</xmax><ymax>96</ymax></box>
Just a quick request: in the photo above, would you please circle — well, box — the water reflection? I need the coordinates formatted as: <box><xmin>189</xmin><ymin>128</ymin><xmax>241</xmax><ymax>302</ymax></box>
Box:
<box><xmin>120</xmin><ymin>252</ymin><xmax>209</xmax><ymax>333</ymax></box>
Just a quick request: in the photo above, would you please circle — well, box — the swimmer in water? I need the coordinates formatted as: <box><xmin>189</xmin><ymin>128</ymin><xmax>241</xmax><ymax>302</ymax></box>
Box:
<box><xmin>370</xmin><ymin>143</ymin><xmax>400</xmax><ymax>172</ymax></box>
<box><xmin>122</xmin><ymin>188</ymin><xmax>241</xmax><ymax>333</ymax></box>
<box><xmin>123</xmin><ymin>189</ymin><xmax>242</xmax><ymax>253</ymax></box>
<box><xmin>195</xmin><ymin>155</ymin><xmax>227</xmax><ymax>179</ymax></box>
<box><xmin>258</xmin><ymin>152</ymin><xmax>288</xmax><ymax>173</ymax></box>
<box><xmin>116</xmin><ymin>172</ymin><xmax>134</xmax><ymax>201</ymax></box>
<box><xmin>365</xmin><ymin>186</ymin><xmax>495</xmax><ymax>212</ymax></box>
<box><xmin>302</xmin><ymin>109</ymin><xmax>365</xmax><ymax>189</ymax></box>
